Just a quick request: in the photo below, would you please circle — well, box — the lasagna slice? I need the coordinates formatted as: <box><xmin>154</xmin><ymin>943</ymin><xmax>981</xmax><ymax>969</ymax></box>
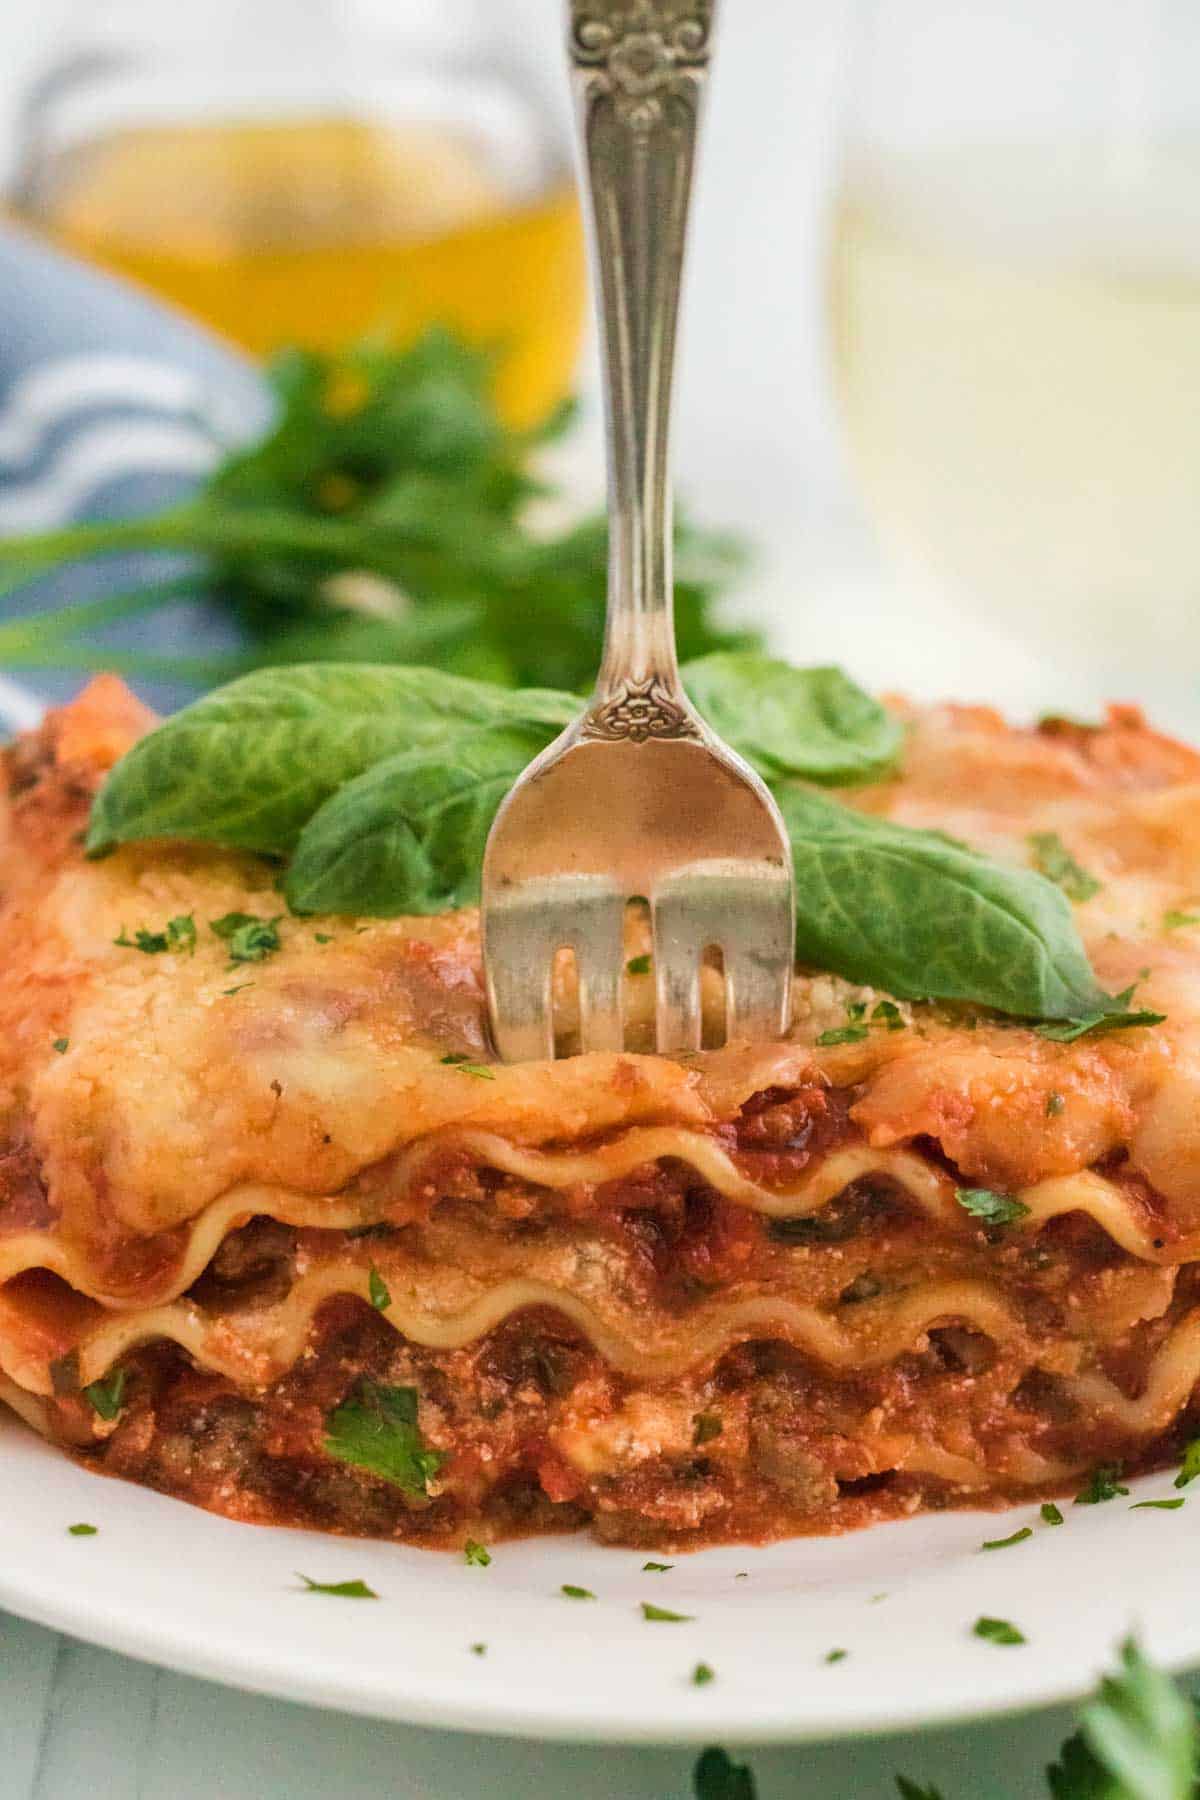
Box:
<box><xmin>3</xmin><ymin>676</ymin><xmax>1200</xmax><ymax>1547</ymax></box>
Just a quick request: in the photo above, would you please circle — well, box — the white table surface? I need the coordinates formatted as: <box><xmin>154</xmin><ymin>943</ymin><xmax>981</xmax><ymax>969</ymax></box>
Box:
<box><xmin>11</xmin><ymin>1604</ymin><xmax>1193</xmax><ymax>1800</ymax></box>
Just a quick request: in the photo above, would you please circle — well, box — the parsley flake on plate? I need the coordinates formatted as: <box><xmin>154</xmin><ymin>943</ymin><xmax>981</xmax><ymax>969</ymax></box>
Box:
<box><xmin>323</xmin><ymin>1380</ymin><xmax>444</xmax><ymax>1496</ymax></box>
<box><xmin>561</xmin><ymin>1585</ymin><xmax>596</xmax><ymax>1601</ymax></box>
<box><xmin>1041</xmin><ymin>1502</ymin><xmax>1065</xmax><ymax>1527</ymax></box>
<box><xmin>973</xmin><ymin>1616</ymin><xmax>1026</xmax><ymax>1646</ymax></box>
<box><xmin>692</xmin><ymin>1662</ymin><xmax>715</xmax><ymax>1686</ymax></box>
<box><xmin>84</xmin><ymin>1368</ymin><xmax>126</xmax><ymax>1421</ymax></box>
<box><xmin>296</xmin><ymin>1574</ymin><xmax>378</xmax><ymax>1599</ymax></box>
<box><xmin>955</xmin><ymin>1187</ymin><xmax>1031</xmax><ymax>1227</ymax></box>
<box><xmin>626</xmin><ymin>954</ymin><xmax>651</xmax><ymax>975</ymax></box>
<box><xmin>51</xmin><ymin>1038</ymin><xmax>68</xmax><ymax>1054</ymax></box>
<box><xmin>464</xmin><ymin>1539</ymin><xmax>491</xmax><ymax>1567</ymax></box>
<box><xmin>825</xmin><ymin>1648</ymin><xmax>848</xmax><ymax>1665</ymax></box>
<box><xmin>67</xmin><ymin>1523</ymin><xmax>97</xmax><ymax>1537</ymax></box>
<box><xmin>642</xmin><ymin>1602</ymin><xmax>693</xmax><ymax>1623</ymax></box>
<box><xmin>1075</xmin><ymin>1465</ymin><xmax>1130</xmax><ymax>1505</ymax></box>
<box><xmin>470</xmin><ymin>1643</ymin><xmax>487</xmax><ymax>1657</ymax></box>
<box><xmin>981</xmin><ymin>1526</ymin><xmax>1032</xmax><ymax>1551</ymax></box>
<box><xmin>643</xmin><ymin>1561</ymin><xmax>673</xmax><ymax>1573</ymax></box>
<box><xmin>1130</xmin><ymin>1498</ymin><xmax>1185</xmax><ymax>1512</ymax></box>
<box><xmin>440</xmin><ymin>1054</ymin><xmax>496</xmax><ymax>1079</ymax></box>
<box><xmin>1163</xmin><ymin>910</ymin><xmax>1200</xmax><ymax>931</ymax></box>
<box><xmin>367</xmin><ymin>1266</ymin><xmax>391</xmax><ymax>1312</ymax></box>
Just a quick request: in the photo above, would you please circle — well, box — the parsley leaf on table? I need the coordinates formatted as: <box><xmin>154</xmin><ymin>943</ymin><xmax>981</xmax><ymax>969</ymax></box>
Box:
<box><xmin>1048</xmin><ymin>1639</ymin><xmax>1197</xmax><ymax>1800</ymax></box>
<box><xmin>693</xmin><ymin>1748</ymin><xmax>757</xmax><ymax>1800</ymax></box>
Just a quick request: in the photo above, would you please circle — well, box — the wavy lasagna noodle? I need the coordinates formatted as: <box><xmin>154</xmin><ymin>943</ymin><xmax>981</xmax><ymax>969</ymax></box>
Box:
<box><xmin>5</xmin><ymin>677</ymin><xmax>1200</xmax><ymax>1546</ymax></box>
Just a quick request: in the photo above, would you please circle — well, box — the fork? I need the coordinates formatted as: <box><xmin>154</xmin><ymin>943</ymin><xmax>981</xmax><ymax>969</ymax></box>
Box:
<box><xmin>481</xmin><ymin>0</ymin><xmax>794</xmax><ymax>1063</ymax></box>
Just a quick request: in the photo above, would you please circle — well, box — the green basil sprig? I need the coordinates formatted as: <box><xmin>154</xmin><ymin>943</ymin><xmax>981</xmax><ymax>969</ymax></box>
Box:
<box><xmin>86</xmin><ymin>656</ymin><xmax>1130</xmax><ymax>1024</ymax></box>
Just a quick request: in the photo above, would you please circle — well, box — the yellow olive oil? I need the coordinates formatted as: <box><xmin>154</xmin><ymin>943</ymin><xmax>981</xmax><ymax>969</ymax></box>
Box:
<box><xmin>30</xmin><ymin>117</ymin><xmax>586</xmax><ymax>426</ymax></box>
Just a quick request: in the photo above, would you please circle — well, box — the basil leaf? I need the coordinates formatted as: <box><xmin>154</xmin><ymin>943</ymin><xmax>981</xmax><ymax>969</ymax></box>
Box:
<box><xmin>87</xmin><ymin>664</ymin><xmax>574</xmax><ymax>856</ymax></box>
<box><xmin>777</xmin><ymin>786</ymin><xmax>1110</xmax><ymax>1020</ymax></box>
<box><xmin>682</xmin><ymin>654</ymin><xmax>902</xmax><ymax>785</ymax></box>
<box><xmin>286</xmin><ymin>725</ymin><xmax>547</xmax><ymax>915</ymax></box>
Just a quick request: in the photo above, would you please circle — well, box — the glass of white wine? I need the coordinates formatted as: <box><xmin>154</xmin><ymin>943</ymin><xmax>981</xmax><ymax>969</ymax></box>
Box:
<box><xmin>829</xmin><ymin>0</ymin><xmax>1200</xmax><ymax>717</ymax></box>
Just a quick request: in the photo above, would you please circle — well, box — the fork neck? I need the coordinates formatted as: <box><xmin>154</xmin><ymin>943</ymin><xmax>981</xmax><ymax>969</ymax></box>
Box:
<box><xmin>569</xmin><ymin>2</ymin><xmax>714</xmax><ymax>720</ymax></box>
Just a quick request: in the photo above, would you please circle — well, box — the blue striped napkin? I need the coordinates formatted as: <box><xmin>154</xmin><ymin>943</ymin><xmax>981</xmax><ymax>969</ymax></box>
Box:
<box><xmin>0</xmin><ymin>224</ymin><xmax>270</xmax><ymax>721</ymax></box>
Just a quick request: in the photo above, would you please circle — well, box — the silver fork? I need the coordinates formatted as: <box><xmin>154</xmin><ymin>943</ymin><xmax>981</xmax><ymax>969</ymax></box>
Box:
<box><xmin>481</xmin><ymin>0</ymin><xmax>794</xmax><ymax>1063</ymax></box>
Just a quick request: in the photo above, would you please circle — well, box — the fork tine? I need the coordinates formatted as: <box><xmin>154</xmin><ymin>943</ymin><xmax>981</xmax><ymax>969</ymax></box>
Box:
<box><xmin>650</xmin><ymin>887</ymin><xmax>704</xmax><ymax>1055</ymax></box>
<box><xmin>724</xmin><ymin>899</ymin><xmax>794</xmax><ymax>1042</ymax></box>
<box><xmin>569</xmin><ymin>891</ymin><xmax>626</xmax><ymax>1054</ymax></box>
<box><xmin>483</xmin><ymin>899</ymin><xmax>555</xmax><ymax>1064</ymax></box>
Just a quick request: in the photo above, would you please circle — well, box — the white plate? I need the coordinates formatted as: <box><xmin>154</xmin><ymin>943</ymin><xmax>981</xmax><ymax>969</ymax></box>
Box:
<box><xmin>0</xmin><ymin>1410</ymin><xmax>1194</xmax><ymax>1744</ymax></box>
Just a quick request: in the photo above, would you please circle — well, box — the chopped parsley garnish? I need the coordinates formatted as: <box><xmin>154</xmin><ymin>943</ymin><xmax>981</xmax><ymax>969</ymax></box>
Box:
<box><xmin>1028</xmin><ymin>832</ymin><xmax>1102</xmax><ymax>904</ymax></box>
<box><xmin>561</xmin><ymin>1584</ymin><xmax>595</xmax><ymax>1600</ymax></box>
<box><xmin>323</xmin><ymin>1380</ymin><xmax>445</xmax><ymax>1496</ymax></box>
<box><xmin>166</xmin><ymin>914</ymin><xmax>196</xmax><ymax>954</ymax></box>
<box><xmin>825</xmin><ymin>1648</ymin><xmax>848</xmax><ymax>1665</ymax></box>
<box><xmin>84</xmin><ymin>1368</ymin><xmax>126</xmax><ymax>1420</ymax></box>
<box><xmin>643</xmin><ymin>1561</ymin><xmax>673</xmax><ymax>1573</ymax></box>
<box><xmin>464</xmin><ymin>1539</ymin><xmax>491</xmax><ymax>1566</ymax></box>
<box><xmin>1046</xmin><ymin>1091</ymin><xmax>1065</xmax><ymax>1117</ymax></box>
<box><xmin>955</xmin><ymin>1186</ymin><xmax>1031</xmax><ymax>1228</ymax></box>
<box><xmin>641</xmin><ymin>1602</ymin><xmax>693</xmax><ymax>1623</ymax></box>
<box><xmin>626</xmin><ymin>954</ymin><xmax>651</xmax><ymax>975</ymax></box>
<box><xmin>221</xmin><ymin>983</ymin><xmax>253</xmax><ymax>997</ymax></box>
<box><xmin>1075</xmin><ymin>1465</ymin><xmax>1130</xmax><ymax>1505</ymax></box>
<box><xmin>1163</xmin><ymin>910</ymin><xmax>1200</xmax><ymax>931</ymax></box>
<box><xmin>692</xmin><ymin>1662</ymin><xmax>715</xmax><ymax>1686</ymax></box>
<box><xmin>314</xmin><ymin>932</ymin><xmax>333</xmax><ymax>943</ymax></box>
<box><xmin>114</xmin><ymin>926</ymin><xmax>169</xmax><ymax>954</ymax></box>
<box><xmin>1041</xmin><ymin>1502</ymin><xmax>1065</xmax><ymax>1526</ymax></box>
<box><xmin>296</xmin><ymin>1574</ymin><xmax>378</xmax><ymax>1599</ymax></box>
<box><xmin>973</xmin><ymin>1616</ymin><xmax>1026</xmax><ymax>1646</ymax></box>
<box><xmin>872</xmin><ymin>999</ymin><xmax>905</xmax><ymax>1030</ymax></box>
<box><xmin>693</xmin><ymin>1412</ymin><xmax>723</xmax><ymax>1447</ymax></box>
<box><xmin>439</xmin><ymin>1053</ymin><xmax>495</xmax><ymax>1079</ymax></box>
<box><xmin>816</xmin><ymin>1024</ymin><xmax>869</xmax><ymax>1047</ymax></box>
<box><xmin>981</xmin><ymin>1526</ymin><xmax>1032</xmax><ymax>1551</ymax></box>
<box><xmin>209</xmin><ymin>912</ymin><xmax>282</xmax><ymax>964</ymax></box>
<box><xmin>51</xmin><ymin>1038</ymin><xmax>68</xmax><ymax>1054</ymax></box>
<box><xmin>1130</xmin><ymin>1498</ymin><xmax>1185</xmax><ymax>1511</ymax></box>
<box><xmin>895</xmin><ymin>1782</ymin><xmax>946</xmax><ymax>1800</ymax></box>
<box><xmin>367</xmin><ymin>1266</ymin><xmax>391</xmax><ymax>1312</ymax></box>
<box><xmin>693</xmin><ymin>1748</ymin><xmax>756</xmax><ymax>1800</ymax></box>
<box><xmin>470</xmin><ymin>1642</ymin><xmax>487</xmax><ymax>1656</ymax></box>
<box><xmin>67</xmin><ymin>1523</ymin><xmax>97</xmax><ymax>1536</ymax></box>
<box><xmin>1175</xmin><ymin>1438</ymin><xmax>1200</xmax><ymax>1488</ymax></box>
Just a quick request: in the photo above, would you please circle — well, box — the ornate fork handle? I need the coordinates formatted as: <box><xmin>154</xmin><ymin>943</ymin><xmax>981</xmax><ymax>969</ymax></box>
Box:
<box><xmin>569</xmin><ymin>2</ymin><xmax>714</xmax><ymax>742</ymax></box>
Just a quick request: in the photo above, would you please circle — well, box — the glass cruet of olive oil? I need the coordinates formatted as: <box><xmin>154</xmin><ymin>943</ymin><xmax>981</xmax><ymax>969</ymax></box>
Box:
<box><xmin>9</xmin><ymin>0</ymin><xmax>585</xmax><ymax>426</ymax></box>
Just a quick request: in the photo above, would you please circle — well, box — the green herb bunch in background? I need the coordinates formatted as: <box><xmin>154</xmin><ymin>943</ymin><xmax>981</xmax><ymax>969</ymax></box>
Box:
<box><xmin>0</xmin><ymin>330</ymin><xmax>754</xmax><ymax>692</ymax></box>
